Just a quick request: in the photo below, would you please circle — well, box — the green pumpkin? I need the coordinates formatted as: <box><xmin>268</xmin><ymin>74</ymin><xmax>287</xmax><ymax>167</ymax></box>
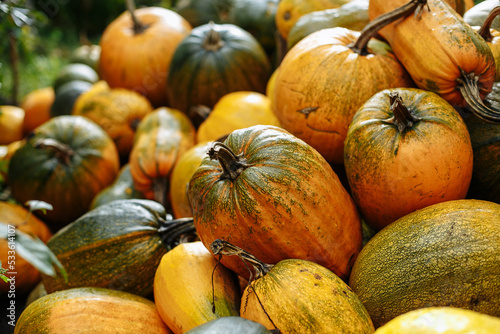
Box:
<box><xmin>167</xmin><ymin>22</ymin><xmax>272</xmax><ymax>114</ymax></box>
<box><xmin>185</xmin><ymin>316</ymin><xmax>272</xmax><ymax>333</ymax></box>
<box><xmin>41</xmin><ymin>199</ymin><xmax>196</xmax><ymax>297</ymax></box>
<box><xmin>173</xmin><ymin>0</ymin><xmax>234</xmax><ymax>27</ymax></box>
<box><xmin>8</xmin><ymin>115</ymin><xmax>120</xmax><ymax>231</ymax></box>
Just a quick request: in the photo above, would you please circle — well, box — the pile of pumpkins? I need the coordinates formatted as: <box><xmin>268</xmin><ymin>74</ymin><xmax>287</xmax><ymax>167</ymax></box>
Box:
<box><xmin>1</xmin><ymin>0</ymin><xmax>500</xmax><ymax>333</ymax></box>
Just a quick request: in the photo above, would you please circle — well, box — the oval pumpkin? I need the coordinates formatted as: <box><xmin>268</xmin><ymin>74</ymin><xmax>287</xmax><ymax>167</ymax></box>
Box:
<box><xmin>20</xmin><ymin>87</ymin><xmax>55</xmax><ymax>135</ymax></box>
<box><xmin>348</xmin><ymin>199</ymin><xmax>500</xmax><ymax>328</ymax></box>
<box><xmin>154</xmin><ymin>241</ymin><xmax>241</xmax><ymax>333</ymax></box>
<box><xmin>0</xmin><ymin>105</ymin><xmax>25</xmax><ymax>145</ymax></box>
<box><xmin>344</xmin><ymin>88</ymin><xmax>473</xmax><ymax>230</ymax></box>
<box><xmin>14</xmin><ymin>287</ymin><xmax>172</xmax><ymax>334</ymax></box>
<box><xmin>188</xmin><ymin>125</ymin><xmax>362</xmax><ymax>281</ymax></box>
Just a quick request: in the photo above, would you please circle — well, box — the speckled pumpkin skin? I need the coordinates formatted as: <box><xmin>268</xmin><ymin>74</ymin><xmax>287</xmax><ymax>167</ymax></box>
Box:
<box><xmin>349</xmin><ymin>199</ymin><xmax>500</xmax><ymax>328</ymax></box>
<box><xmin>188</xmin><ymin>125</ymin><xmax>362</xmax><ymax>281</ymax></box>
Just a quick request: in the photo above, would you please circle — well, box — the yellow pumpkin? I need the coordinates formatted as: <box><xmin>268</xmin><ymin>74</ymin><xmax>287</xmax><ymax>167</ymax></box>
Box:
<box><xmin>0</xmin><ymin>106</ymin><xmax>25</xmax><ymax>145</ymax></box>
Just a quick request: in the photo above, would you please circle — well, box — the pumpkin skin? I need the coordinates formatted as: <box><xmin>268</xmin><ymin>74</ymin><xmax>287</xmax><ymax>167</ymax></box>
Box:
<box><xmin>0</xmin><ymin>202</ymin><xmax>52</xmax><ymax>294</ymax></box>
<box><xmin>241</xmin><ymin>259</ymin><xmax>375</xmax><ymax>333</ymax></box>
<box><xmin>188</xmin><ymin>125</ymin><xmax>362</xmax><ymax>281</ymax></box>
<box><xmin>348</xmin><ymin>199</ymin><xmax>500</xmax><ymax>328</ymax></box>
<box><xmin>374</xmin><ymin>307</ymin><xmax>500</xmax><ymax>334</ymax></box>
<box><xmin>14</xmin><ymin>287</ymin><xmax>172</xmax><ymax>334</ymax></box>
<box><xmin>272</xmin><ymin>27</ymin><xmax>414</xmax><ymax>164</ymax></box>
<box><xmin>154</xmin><ymin>241</ymin><xmax>241</xmax><ymax>333</ymax></box>
<box><xmin>0</xmin><ymin>106</ymin><xmax>25</xmax><ymax>145</ymax></box>
<box><xmin>173</xmin><ymin>0</ymin><xmax>233</xmax><ymax>27</ymax></box>
<box><xmin>170</xmin><ymin>141</ymin><xmax>214</xmax><ymax>218</ymax></box>
<box><xmin>20</xmin><ymin>87</ymin><xmax>55</xmax><ymax>135</ymax></box>
<box><xmin>72</xmin><ymin>84</ymin><xmax>154</xmax><ymax>159</ymax></box>
<box><xmin>368</xmin><ymin>0</ymin><xmax>495</xmax><ymax>108</ymax></box>
<box><xmin>8</xmin><ymin>115</ymin><xmax>120</xmax><ymax>230</ymax></box>
<box><xmin>167</xmin><ymin>22</ymin><xmax>272</xmax><ymax>113</ymax></box>
<box><xmin>130</xmin><ymin>107</ymin><xmax>196</xmax><ymax>209</ymax></box>
<box><xmin>344</xmin><ymin>88</ymin><xmax>473</xmax><ymax>230</ymax></box>
<box><xmin>41</xmin><ymin>199</ymin><xmax>178</xmax><ymax>297</ymax></box>
<box><xmin>196</xmin><ymin>91</ymin><xmax>281</xmax><ymax>143</ymax></box>
<box><xmin>185</xmin><ymin>317</ymin><xmax>272</xmax><ymax>334</ymax></box>
<box><xmin>99</xmin><ymin>6</ymin><xmax>192</xmax><ymax>107</ymax></box>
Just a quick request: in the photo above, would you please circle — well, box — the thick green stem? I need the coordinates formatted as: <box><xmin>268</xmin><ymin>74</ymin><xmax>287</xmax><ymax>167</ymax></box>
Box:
<box><xmin>478</xmin><ymin>6</ymin><xmax>500</xmax><ymax>42</ymax></box>
<box><xmin>384</xmin><ymin>92</ymin><xmax>421</xmax><ymax>132</ymax></box>
<box><xmin>33</xmin><ymin>138</ymin><xmax>74</xmax><ymax>165</ymax></box>
<box><xmin>208</xmin><ymin>142</ymin><xmax>251</xmax><ymax>181</ymax></box>
<box><xmin>203</xmin><ymin>21</ymin><xmax>225</xmax><ymax>51</ymax></box>
<box><xmin>350</xmin><ymin>0</ymin><xmax>428</xmax><ymax>55</ymax></box>
<box><xmin>158</xmin><ymin>217</ymin><xmax>197</xmax><ymax>250</ymax></box>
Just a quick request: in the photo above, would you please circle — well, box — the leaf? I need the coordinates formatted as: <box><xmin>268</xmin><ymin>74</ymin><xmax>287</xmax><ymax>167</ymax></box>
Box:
<box><xmin>25</xmin><ymin>200</ymin><xmax>53</xmax><ymax>215</ymax></box>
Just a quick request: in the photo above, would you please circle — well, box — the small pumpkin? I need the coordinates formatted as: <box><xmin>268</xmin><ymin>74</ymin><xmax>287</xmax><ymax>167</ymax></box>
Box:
<box><xmin>8</xmin><ymin>115</ymin><xmax>120</xmax><ymax>231</ymax></box>
<box><xmin>374</xmin><ymin>307</ymin><xmax>500</xmax><ymax>334</ymax></box>
<box><xmin>154</xmin><ymin>241</ymin><xmax>241</xmax><ymax>333</ymax></box>
<box><xmin>344</xmin><ymin>88</ymin><xmax>473</xmax><ymax>230</ymax></box>
<box><xmin>41</xmin><ymin>199</ymin><xmax>197</xmax><ymax>297</ymax></box>
<box><xmin>72</xmin><ymin>84</ymin><xmax>154</xmax><ymax>160</ymax></box>
<box><xmin>464</xmin><ymin>0</ymin><xmax>500</xmax><ymax>30</ymax></box>
<box><xmin>50</xmin><ymin>80</ymin><xmax>93</xmax><ymax>117</ymax></box>
<box><xmin>52</xmin><ymin>63</ymin><xmax>99</xmax><ymax>92</ymax></box>
<box><xmin>173</xmin><ymin>0</ymin><xmax>234</xmax><ymax>27</ymax></box>
<box><xmin>99</xmin><ymin>5</ymin><xmax>192</xmax><ymax>107</ymax></box>
<box><xmin>0</xmin><ymin>105</ymin><xmax>25</xmax><ymax>145</ymax></box>
<box><xmin>348</xmin><ymin>199</ymin><xmax>500</xmax><ymax>328</ymax></box>
<box><xmin>196</xmin><ymin>91</ymin><xmax>280</xmax><ymax>143</ymax></box>
<box><xmin>188</xmin><ymin>125</ymin><xmax>362</xmax><ymax>281</ymax></box>
<box><xmin>130</xmin><ymin>107</ymin><xmax>196</xmax><ymax>210</ymax></box>
<box><xmin>170</xmin><ymin>141</ymin><xmax>214</xmax><ymax>218</ymax></box>
<box><xmin>211</xmin><ymin>240</ymin><xmax>375</xmax><ymax>334</ymax></box>
<box><xmin>167</xmin><ymin>22</ymin><xmax>272</xmax><ymax>114</ymax></box>
<box><xmin>0</xmin><ymin>202</ymin><xmax>52</xmax><ymax>294</ymax></box>
<box><xmin>20</xmin><ymin>87</ymin><xmax>55</xmax><ymax>135</ymax></box>
<box><xmin>14</xmin><ymin>287</ymin><xmax>172</xmax><ymax>334</ymax></box>
<box><xmin>185</xmin><ymin>317</ymin><xmax>272</xmax><ymax>334</ymax></box>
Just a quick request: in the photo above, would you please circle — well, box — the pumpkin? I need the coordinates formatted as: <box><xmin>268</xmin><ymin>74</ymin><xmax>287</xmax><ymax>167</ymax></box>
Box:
<box><xmin>50</xmin><ymin>80</ymin><xmax>93</xmax><ymax>117</ymax></box>
<box><xmin>185</xmin><ymin>317</ymin><xmax>272</xmax><ymax>334</ymax></box>
<box><xmin>464</xmin><ymin>0</ymin><xmax>500</xmax><ymax>31</ymax></box>
<box><xmin>20</xmin><ymin>87</ymin><xmax>55</xmax><ymax>135</ymax></box>
<box><xmin>445</xmin><ymin>0</ymin><xmax>475</xmax><ymax>16</ymax></box>
<box><xmin>343</xmin><ymin>88</ymin><xmax>473</xmax><ymax>230</ymax></box>
<box><xmin>166</xmin><ymin>22</ymin><xmax>272</xmax><ymax>114</ymax></box>
<box><xmin>0</xmin><ymin>106</ymin><xmax>25</xmax><ymax>145</ymax></box>
<box><xmin>287</xmin><ymin>0</ymin><xmax>370</xmax><ymax>49</ymax></box>
<box><xmin>69</xmin><ymin>44</ymin><xmax>101</xmax><ymax>72</ymax></box>
<box><xmin>99</xmin><ymin>6</ymin><xmax>192</xmax><ymax>107</ymax></box>
<box><xmin>130</xmin><ymin>107</ymin><xmax>196</xmax><ymax>210</ymax></box>
<box><xmin>188</xmin><ymin>125</ymin><xmax>362</xmax><ymax>281</ymax></box>
<box><xmin>475</xmin><ymin>6</ymin><xmax>500</xmax><ymax>82</ymax></box>
<box><xmin>90</xmin><ymin>163</ymin><xmax>145</xmax><ymax>210</ymax></box>
<box><xmin>211</xmin><ymin>239</ymin><xmax>375</xmax><ymax>333</ymax></box>
<box><xmin>369</xmin><ymin>0</ymin><xmax>500</xmax><ymax>123</ymax></box>
<box><xmin>8</xmin><ymin>115</ymin><xmax>120</xmax><ymax>231</ymax></box>
<box><xmin>72</xmin><ymin>85</ymin><xmax>154</xmax><ymax>159</ymax></box>
<box><xmin>348</xmin><ymin>199</ymin><xmax>500</xmax><ymax>328</ymax></box>
<box><xmin>24</xmin><ymin>282</ymin><xmax>48</xmax><ymax>307</ymax></box>
<box><xmin>272</xmin><ymin>5</ymin><xmax>416</xmax><ymax>164</ymax></box>
<box><xmin>173</xmin><ymin>0</ymin><xmax>233</xmax><ymax>27</ymax></box>
<box><xmin>52</xmin><ymin>63</ymin><xmax>99</xmax><ymax>92</ymax></box>
<box><xmin>275</xmin><ymin>0</ymin><xmax>351</xmax><ymax>40</ymax></box>
<box><xmin>196</xmin><ymin>91</ymin><xmax>281</xmax><ymax>143</ymax></box>
<box><xmin>154</xmin><ymin>241</ymin><xmax>241</xmax><ymax>333</ymax></box>
<box><xmin>14</xmin><ymin>287</ymin><xmax>172</xmax><ymax>334</ymax></box>
<box><xmin>0</xmin><ymin>139</ymin><xmax>24</xmax><ymax>183</ymax></box>
<box><xmin>0</xmin><ymin>202</ymin><xmax>52</xmax><ymax>294</ymax></box>
<box><xmin>170</xmin><ymin>141</ymin><xmax>214</xmax><ymax>218</ymax></box>
<box><xmin>41</xmin><ymin>199</ymin><xmax>197</xmax><ymax>297</ymax></box>
<box><xmin>374</xmin><ymin>307</ymin><xmax>500</xmax><ymax>334</ymax></box>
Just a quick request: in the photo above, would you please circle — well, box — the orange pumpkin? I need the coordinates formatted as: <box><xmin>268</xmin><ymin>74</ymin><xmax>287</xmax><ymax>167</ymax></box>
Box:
<box><xmin>0</xmin><ymin>106</ymin><xmax>25</xmax><ymax>145</ymax></box>
<box><xmin>99</xmin><ymin>6</ymin><xmax>192</xmax><ymax>107</ymax></box>
<box><xmin>0</xmin><ymin>202</ymin><xmax>52</xmax><ymax>294</ymax></box>
<box><xmin>344</xmin><ymin>88</ymin><xmax>473</xmax><ymax>230</ymax></box>
<box><xmin>20</xmin><ymin>87</ymin><xmax>55</xmax><ymax>135</ymax></box>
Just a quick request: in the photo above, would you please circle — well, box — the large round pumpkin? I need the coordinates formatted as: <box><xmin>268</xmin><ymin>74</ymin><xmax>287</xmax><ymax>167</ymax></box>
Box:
<box><xmin>99</xmin><ymin>6</ymin><xmax>192</xmax><ymax>107</ymax></box>
<box><xmin>8</xmin><ymin>115</ymin><xmax>120</xmax><ymax>231</ymax></box>
<box><xmin>167</xmin><ymin>22</ymin><xmax>272</xmax><ymax>114</ymax></box>
<box><xmin>344</xmin><ymin>88</ymin><xmax>473</xmax><ymax>230</ymax></box>
<box><xmin>348</xmin><ymin>199</ymin><xmax>500</xmax><ymax>328</ymax></box>
<box><xmin>188</xmin><ymin>125</ymin><xmax>362</xmax><ymax>281</ymax></box>
<box><xmin>272</xmin><ymin>26</ymin><xmax>414</xmax><ymax>164</ymax></box>
<box><xmin>14</xmin><ymin>287</ymin><xmax>172</xmax><ymax>334</ymax></box>
<box><xmin>0</xmin><ymin>202</ymin><xmax>52</xmax><ymax>295</ymax></box>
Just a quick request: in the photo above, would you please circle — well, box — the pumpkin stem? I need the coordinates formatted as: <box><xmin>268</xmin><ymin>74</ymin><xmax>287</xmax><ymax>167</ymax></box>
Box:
<box><xmin>203</xmin><ymin>21</ymin><xmax>225</xmax><ymax>51</ymax></box>
<box><xmin>478</xmin><ymin>6</ymin><xmax>500</xmax><ymax>42</ymax></box>
<box><xmin>210</xmin><ymin>239</ymin><xmax>273</xmax><ymax>280</ymax></box>
<box><xmin>350</xmin><ymin>0</ymin><xmax>428</xmax><ymax>55</ymax></box>
<box><xmin>126</xmin><ymin>0</ymin><xmax>149</xmax><ymax>34</ymax></box>
<box><xmin>384</xmin><ymin>92</ymin><xmax>421</xmax><ymax>132</ymax></box>
<box><xmin>208</xmin><ymin>142</ymin><xmax>252</xmax><ymax>181</ymax></box>
<box><xmin>457</xmin><ymin>68</ymin><xmax>500</xmax><ymax>123</ymax></box>
<box><xmin>33</xmin><ymin>138</ymin><xmax>74</xmax><ymax>165</ymax></box>
<box><xmin>158</xmin><ymin>217</ymin><xmax>197</xmax><ymax>250</ymax></box>
<box><xmin>153</xmin><ymin>177</ymin><xmax>171</xmax><ymax>213</ymax></box>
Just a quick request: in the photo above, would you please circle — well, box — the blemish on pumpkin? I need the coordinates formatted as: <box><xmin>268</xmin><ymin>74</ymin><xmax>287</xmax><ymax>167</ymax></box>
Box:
<box><xmin>299</xmin><ymin>269</ymin><xmax>308</xmax><ymax>273</ymax></box>
<box><xmin>284</xmin><ymin>11</ymin><xmax>291</xmax><ymax>21</ymax></box>
<box><xmin>314</xmin><ymin>273</ymin><xmax>322</xmax><ymax>280</ymax></box>
<box><xmin>297</xmin><ymin>107</ymin><xmax>318</xmax><ymax>118</ymax></box>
